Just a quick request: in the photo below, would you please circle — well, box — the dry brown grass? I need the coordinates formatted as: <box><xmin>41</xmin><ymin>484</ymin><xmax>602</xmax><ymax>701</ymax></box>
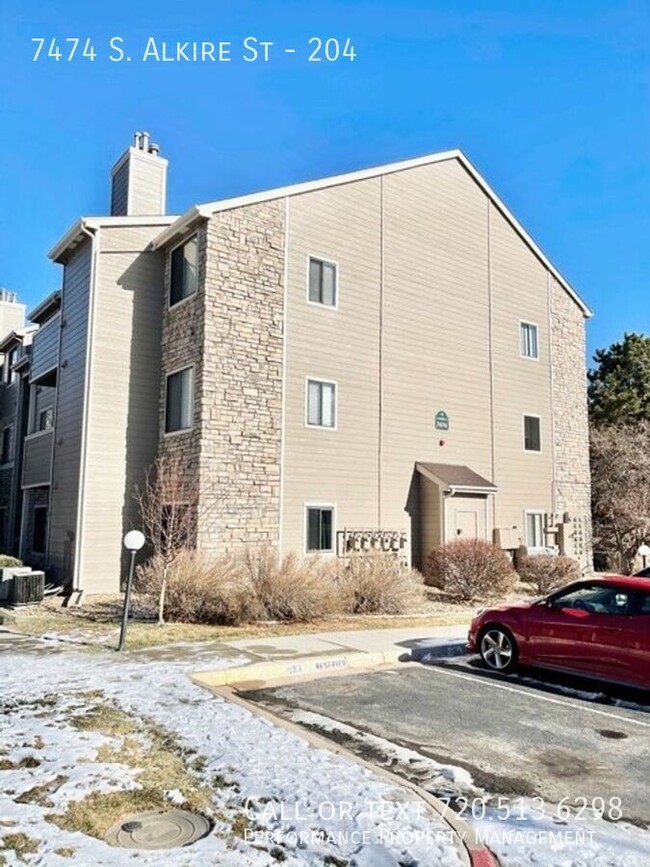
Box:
<box><xmin>0</xmin><ymin>832</ymin><xmax>39</xmax><ymax>859</ymax></box>
<box><xmin>427</xmin><ymin>539</ymin><xmax>516</xmax><ymax>602</ymax></box>
<box><xmin>49</xmin><ymin>703</ymin><xmax>213</xmax><ymax>839</ymax></box>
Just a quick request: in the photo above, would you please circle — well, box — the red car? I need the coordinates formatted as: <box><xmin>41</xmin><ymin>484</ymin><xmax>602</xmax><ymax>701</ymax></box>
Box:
<box><xmin>467</xmin><ymin>576</ymin><xmax>650</xmax><ymax>690</ymax></box>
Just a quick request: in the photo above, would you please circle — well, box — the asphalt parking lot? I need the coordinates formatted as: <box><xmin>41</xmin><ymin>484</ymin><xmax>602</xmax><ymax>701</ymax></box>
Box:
<box><xmin>244</xmin><ymin>658</ymin><xmax>650</xmax><ymax>827</ymax></box>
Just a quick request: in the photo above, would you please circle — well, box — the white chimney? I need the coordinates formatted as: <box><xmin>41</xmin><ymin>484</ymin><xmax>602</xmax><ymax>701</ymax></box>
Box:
<box><xmin>110</xmin><ymin>133</ymin><xmax>168</xmax><ymax>216</ymax></box>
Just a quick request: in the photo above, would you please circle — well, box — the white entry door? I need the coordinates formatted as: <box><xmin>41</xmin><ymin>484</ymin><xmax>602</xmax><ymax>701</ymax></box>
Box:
<box><xmin>455</xmin><ymin>509</ymin><xmax>478</xmax><ymax>539</ymax></box>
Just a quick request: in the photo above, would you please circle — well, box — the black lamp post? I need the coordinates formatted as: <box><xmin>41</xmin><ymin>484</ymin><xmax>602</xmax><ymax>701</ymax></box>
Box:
<box><xmin>118</xmin><ymin>530</ymin><xmax>145</xmax><ymax>652</ymax></box>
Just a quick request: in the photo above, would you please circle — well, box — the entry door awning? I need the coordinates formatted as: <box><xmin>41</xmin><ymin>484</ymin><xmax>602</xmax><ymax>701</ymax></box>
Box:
<box><xmin>416</xmin><ymin>462</ymin><xmax>498</xmax><ymax>495</ymax></box>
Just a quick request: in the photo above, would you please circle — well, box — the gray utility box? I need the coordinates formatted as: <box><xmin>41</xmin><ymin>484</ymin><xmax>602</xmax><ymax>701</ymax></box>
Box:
<box><xmin>0</xmin><ymin>568</ymin><xmax>46</xmax><ymax>605</ymax></box>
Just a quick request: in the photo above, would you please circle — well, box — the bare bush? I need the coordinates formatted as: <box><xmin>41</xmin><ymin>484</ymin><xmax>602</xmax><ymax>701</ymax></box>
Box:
<box><xmin>240</xmin><ymin>547</ymin><xmax>341</xmax><ymax>621</ymax></box>
<box><xmin>426</xmin><ymin>539</ymin><xmax>515</xmax><ymax>602</ymax></box>
<box><xmin>336</xmin><ymin>553</ymin><xmax>425</xmax><ymax>615</ymax></box>
<box><xmin>136</xmin><ymin>550</ymin><xmax>259</xmax><ymax>625</ymax></box>
<box><xmin>518</xmin><ymin>554</ymin><xmax>581</xmax><ymax>595</ymax></box>
<box><xmin>590</xmin><ymin>421</ymin><xmax>650</xmax><ymax>574</ymax></box>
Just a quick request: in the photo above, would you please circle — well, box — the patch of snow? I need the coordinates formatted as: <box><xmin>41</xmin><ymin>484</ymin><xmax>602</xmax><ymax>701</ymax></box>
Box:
<box><xmin>1</xmin><ymin>643</ymin><xmax>464</xmax><ymax>866</ymax></box>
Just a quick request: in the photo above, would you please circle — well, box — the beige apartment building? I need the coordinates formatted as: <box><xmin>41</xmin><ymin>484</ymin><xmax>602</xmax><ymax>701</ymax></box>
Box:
<box><xmin>0</xmin><ymin>136</ymin><xmax>593</xmax><ymax>597</ymax></box>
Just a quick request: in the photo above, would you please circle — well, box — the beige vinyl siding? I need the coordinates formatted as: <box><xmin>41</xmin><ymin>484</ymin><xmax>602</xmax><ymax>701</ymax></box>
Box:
<box><xmin>282</xmin><ymin>180</ymin><xmax>382</xmax><ymax>554</ymax></box>
<box><xmin>281</xmin><ymin>157</ymin><xmax>558</xmax><ymax>563</ymax></box>
<box><xmin>381</xmin><ymin>161</ymin><xmax>493</xmax><ymax>559</ymax></box>
<box><xmin>489</xmin><ymin>203</ymin><xmax>553</xmax><ymax>532</ymax></box>
<box><xmin>48</xmin><ymin>239</ymin><xmax>92</xmax><ymax>585</ymax></box>
<box><xmin>419</xmin><ymin>475</ymin><xmax>442</xmax><ymax>567</ymax></box>
<box><xmin>29</xmin><ymin>316</ymin><xmax>60</xmax><ymax>382</ymax></box>
<box><xmin>129</xmin><ymin>157</ymin><xmax>166</xmax><ymax>216</ymax></box>
<box><xmin>81</xmin><ymin>226</ymin><xmax>166</xmax><ymax>593</ymax></box>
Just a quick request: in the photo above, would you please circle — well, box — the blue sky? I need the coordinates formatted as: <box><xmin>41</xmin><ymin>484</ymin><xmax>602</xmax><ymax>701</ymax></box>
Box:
<box><xmin>1</xmin><ymin>0</ymin><xmax>648</xmax><ymax>360</ymax></box>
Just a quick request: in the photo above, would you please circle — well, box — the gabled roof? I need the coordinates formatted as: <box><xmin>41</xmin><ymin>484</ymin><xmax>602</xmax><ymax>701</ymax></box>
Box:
<box><xmin>0</xmin><ymin>326</ymin><xmax>38</xmax><ymax>354</ymax></box>
<box><xmin>49</xmin><ymin>215</ymin><xmax>177</xmax><ymax>264</ymax></box>
<box><xmin>27</xmin><ymin>291</ymin><xmax>61</xmax><ymax>325</ymax></box>
<box><xmin>417</xmin><ymin>462</ymin><xmax>498</xmax><ymax>495</ymax></box>
<box><xmin>151</xmin><ymin>148</ymin><xmax>592</xmax><ymax>317</ymax></box>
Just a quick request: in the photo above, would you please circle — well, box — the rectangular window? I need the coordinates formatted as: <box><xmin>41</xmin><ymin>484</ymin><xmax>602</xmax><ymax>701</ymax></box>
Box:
<box><xmin>39</xmin><ymin>408</ymin><xmax>54</xmax><ymax>431</ymax></box>
<box><xmin>308</xmin><ymin>257</ymin><xmax>337</xmax><ymax>307</ymax></box>
<box><xmin>1</xmin><ymin>426</ymin><xmax>12</xmax><ymax>464</ymax></box>
<box><xmin>307</xmin><ymin>379</ymin><xmax>336</xmax><ymax>428</ymax></box>
<box><xmin>165</xmin><ymin>367</ymin><xmax>193</xmax><ymax>433</ymax></box>
<box><xmin>170</xmin><ymin>235</ymin><xmax>198</xmax><ymax>306</ymax></box>
<box><xmin>32</xmin><ymin>506</ymin><xmax>48</xmax><ymax>555</ymax></box>
<box><xmin>6</xmin><ymin>347</ymin><xmax>17</xmax><ymax>383</ymax></box>
<box><xmin>523</xmin><ymin>415</ymin><xmax>541</xmax><ymax>452</ymax></box>
<box><xmin>306</xmin><ymin>507</ymin><xmax>334</xmax><ymax>553</ymax></box>
<box><xmin>520</xmin><ymin>322</ymin><xmax>539</xmax><ymax>359</ymax></box>
<box><xmin>525</xmin><ymin>511</ymin><xmax>545</xmax><ymax>548</ymax></box>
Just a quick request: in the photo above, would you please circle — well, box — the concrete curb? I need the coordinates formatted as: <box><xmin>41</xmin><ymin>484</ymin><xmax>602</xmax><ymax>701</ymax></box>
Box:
<box><xmin>409</xmin><ymin>639</ymin><xmax>468</xmax><ymax>662</ymax></box>
<box><xmin>191</xmin><ymin>648</ymin><xmax>406</xmax><ymax>689</ymax></box>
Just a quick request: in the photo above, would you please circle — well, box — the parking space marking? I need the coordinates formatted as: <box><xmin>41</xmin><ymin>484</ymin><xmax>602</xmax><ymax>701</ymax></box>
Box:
<box><xmin>425</xmin><ymin>665</ymin><xmax>650</xmax><ymax>728</ymax></box>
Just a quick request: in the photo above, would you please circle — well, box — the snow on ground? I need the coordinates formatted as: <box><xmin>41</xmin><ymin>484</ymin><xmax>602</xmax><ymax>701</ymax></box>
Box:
<box><xmin>0</xmin><ymin>639</ymin><xmax>464</xmax><ymax>867</ymax></box>
<box><xmin>287</xmin><ymin>708</ymin><xmax>650</xmax><ymax>867</ymax></box>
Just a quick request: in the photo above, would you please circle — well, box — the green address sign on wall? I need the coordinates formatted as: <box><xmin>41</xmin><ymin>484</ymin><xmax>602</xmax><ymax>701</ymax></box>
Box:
<box><xmin>434</xmin><ymin>411</ymin><xmax>450</xmax><ymax>431</ymax></box>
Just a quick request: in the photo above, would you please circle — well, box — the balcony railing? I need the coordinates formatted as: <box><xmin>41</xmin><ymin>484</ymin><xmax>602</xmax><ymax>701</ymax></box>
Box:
<box><xmin>30</xmin><ymin>317</ymin><xmax>60</xmax><ymax>383</ymax></box>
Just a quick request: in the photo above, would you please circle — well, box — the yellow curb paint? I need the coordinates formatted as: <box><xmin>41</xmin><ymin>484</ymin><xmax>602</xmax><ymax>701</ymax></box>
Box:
<box><xmin>190</xmin><ymin>649</ymin><xmax>405</xmax><ymax>689</ymax></box>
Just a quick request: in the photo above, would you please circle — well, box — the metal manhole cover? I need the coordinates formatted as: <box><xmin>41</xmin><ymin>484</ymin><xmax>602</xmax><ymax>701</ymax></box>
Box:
<box><xmin>105</xmin><ymin>810</ymin><xmax>211</xmax><ymax>850</ymax></box>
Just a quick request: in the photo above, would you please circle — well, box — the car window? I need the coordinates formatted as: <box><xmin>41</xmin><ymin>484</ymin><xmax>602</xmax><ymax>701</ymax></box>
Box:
<box><xmin>552</xmin><ymin>584</ymin><xmax>632</xmax><ymax>615</ymax></box>
<box><xmin>637</xmin><ymin>592</ymin><xmax>650</xmax><ymax>614</ymax></box>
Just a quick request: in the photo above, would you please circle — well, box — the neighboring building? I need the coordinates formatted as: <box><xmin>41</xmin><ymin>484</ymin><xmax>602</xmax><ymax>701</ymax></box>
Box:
<box><xmin>0</xmin><ymin>135</ymin><xmax>593</xmax><ymax>597</ymax></box>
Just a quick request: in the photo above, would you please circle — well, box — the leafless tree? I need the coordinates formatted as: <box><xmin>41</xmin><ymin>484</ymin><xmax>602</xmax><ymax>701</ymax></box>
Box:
<box><xmin>134</xmin><ymin>453</ymin><xmax>216</xmax><ymax>624</ymax></box>
<box><xmin>590</xmin><ymin>421</ymin><xmax>650</xmax><ymax>573</ymax></box>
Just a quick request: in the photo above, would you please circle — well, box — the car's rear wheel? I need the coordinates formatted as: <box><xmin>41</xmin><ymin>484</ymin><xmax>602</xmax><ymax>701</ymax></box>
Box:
<box><xmin>479</xmin><ymin>626</ymin><xmax>518</xmax><ymax>674</ymax></box>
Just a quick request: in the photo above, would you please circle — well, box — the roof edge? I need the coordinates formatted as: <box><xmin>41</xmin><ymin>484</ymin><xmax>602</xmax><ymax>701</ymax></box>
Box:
<box><xmin>49</xmin><ymin>215</ymin><xmax>177</xmax><ymax>263</ymax></box>
<box><xmin>151</xmin><ymin>149</ymin><xmax>592</xmax><ymax>318</ymax></box>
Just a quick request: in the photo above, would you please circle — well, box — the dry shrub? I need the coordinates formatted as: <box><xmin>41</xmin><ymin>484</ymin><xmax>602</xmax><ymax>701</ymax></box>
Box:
<box><xmin>518</xmin><ymin>554</ymin><xmax>581</xmax><ymax>594</ymax></box>
<box><xmin>137</xmin><ymin>546</ymin><xmax>340</xmax><ymax>624</ymax></box>
<box><xmin>426</xmin><ymin>539</ymin><xmax>515</xmax><ymax>602</ymax></box>
<box><xmin>337</xmin><ymin>553</ymin><xmax>425</xmax><ymax>615</ymax></box>
<box><xmin>239</xmin><ymin>546</ymin><xmax>340</xmax><ymax>621</ymax></box>
<box><xmin>136</xmin><ymin>550</ymin><xmax>260</xmax><ymax>625</ymax></box>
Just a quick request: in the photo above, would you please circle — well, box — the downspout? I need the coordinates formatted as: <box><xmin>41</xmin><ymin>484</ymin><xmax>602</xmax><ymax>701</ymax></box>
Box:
<box><xmin>71</xmin><ymin>223</ymin><xmax>99</xmax><ymax>596</ymax></box>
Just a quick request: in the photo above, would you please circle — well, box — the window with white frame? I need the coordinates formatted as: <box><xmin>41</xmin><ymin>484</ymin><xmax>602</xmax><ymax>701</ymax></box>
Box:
<box><xmin>165</xmin><ymin>367</ymin><xmax>194</xmax><ymax>433</ymax></box>
<box><xmin>306</xmin><ymin>506</ymin><xmax>334</xmax><ymax>552</ymax></box>
<box><xmin>525</xmin><ymin>511</ymin><xmax>545</xmax><ymax>549</ymax></box>
<box><xmin>1</xmin><ymin>426</ymin><xmax>12</xmax><ymax>465</ymax></box>
<box><xmin>308</xmin><ymin>257</ymin><xmax>337</xmax><ymax>307</ymax></box>
<box><xmin>523</xmin><ymin>415</ymin><xmax>541</xmax><ymax>452</ymax></box>
<box><xmin>520</xmin><ymin>322</ymin><xmax>539</xmax><ymax>359</ymax></box>
<box><xmin>306</xmin><ymin>379</ymin><xmax>336</xmax><ymax>428</ymax></box>
<box><xmin>170</xmin><ymin>235</ymin><xmax>198</xmax><ymax>306</ymax></box>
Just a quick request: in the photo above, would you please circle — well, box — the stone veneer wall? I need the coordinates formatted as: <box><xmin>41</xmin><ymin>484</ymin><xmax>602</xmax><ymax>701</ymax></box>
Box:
<box><xmin>197</xmin><ymin>200</ymin><xmax>285</xmax><ymax>552</ymax></box>
<box><xmin>158</xmin><ymin>226</ymin><xmax>207</xmax><ymax>492</ymax></box>
<box><xmin>550</xmin><ymin>277</ymin><xmax>593</xmax><ymax>566</ymax></box>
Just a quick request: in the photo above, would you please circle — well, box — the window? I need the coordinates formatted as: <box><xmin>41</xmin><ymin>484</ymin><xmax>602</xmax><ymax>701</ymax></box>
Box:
<box><xmin>39</xmin><ymin>408</ymin><xmax>54</xmax><ymax>431</ymax></box>
<box><xmin>32</xmin><ymin>506</ymin><xmax>48</xmax><ymax>555</ymax></box>
<box><xmin>170</xmin><ymin>235</ymin><xmax>198</xmax><ymax>306</ymax></box>
<box><xmin>1</xmin><ymin>426</ymin><xmax>12</xmax><ymax>464</ymax></box>
<box><xmin>308</xmin><ymin>257</ymin><xmax>337</xmax><ymax>307</ymax></box>
<box><xmin>165</xmin><ymin>367</ymin><xmax>193</xmax><ymax>433</ymax></box>
<box><xmin>523</xmin><ymin>415</ymin><xmax>541</xmax><ymax>452</ymax></box>
<box><xmin>6</xmin><ymin>347</ymin><xmax>17</xmax><ymax>383</ymax></box>
<box><xmin>550</xmin><ymin>583</ymin><xmax>632</xmax><ymax>615</ymax></box>
<box><xmin>520</xmin><ymin>322</ymin><xmax>539</xmax><ymax>359</ymax></box>
<box><xmin>306</xmin><ymin>379</ymin><xmax>336</xmax><ymax>428</ymax></box>
<box><xmin>525</xmin><ymin>511</ymin><xmax>545</xmax><ymax>549</ymax></box>
<box><xmin>306</xmin><ymin>506</ymin><xmax>334</xmax><ymax>553</ymax></box>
